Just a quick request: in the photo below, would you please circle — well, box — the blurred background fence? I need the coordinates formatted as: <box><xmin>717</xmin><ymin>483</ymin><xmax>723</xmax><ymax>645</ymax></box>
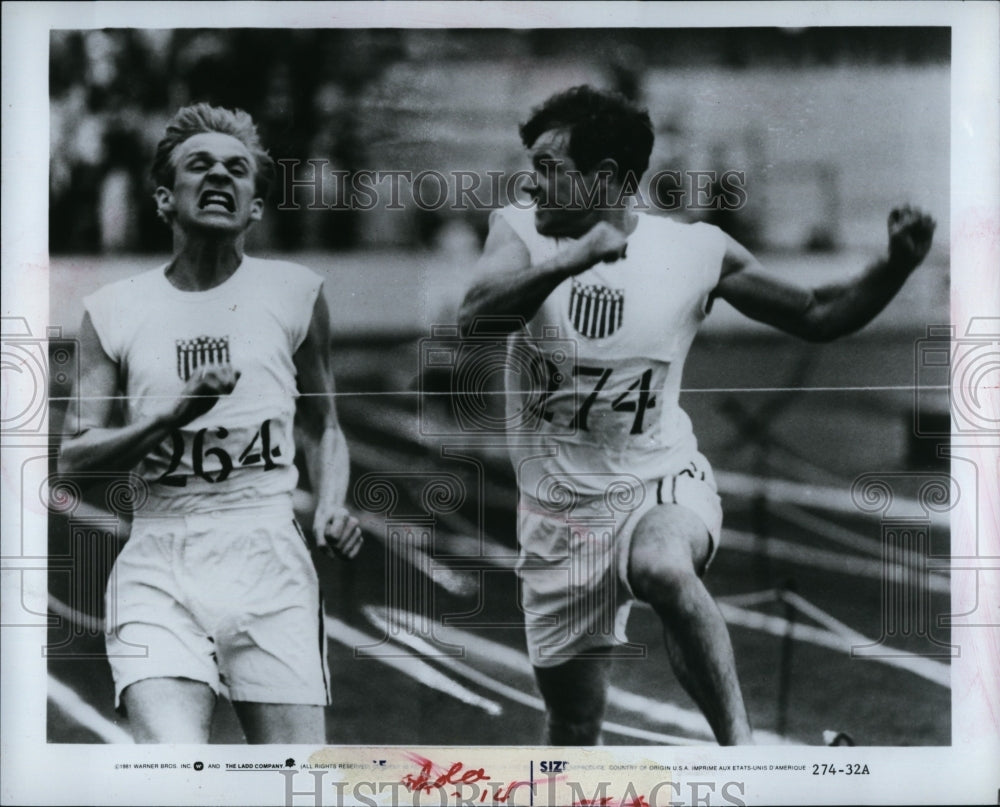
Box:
<box><xmin>50</xmin><ymin>27</ymin><xmax>949</xmax><ymax>256</ymax></box>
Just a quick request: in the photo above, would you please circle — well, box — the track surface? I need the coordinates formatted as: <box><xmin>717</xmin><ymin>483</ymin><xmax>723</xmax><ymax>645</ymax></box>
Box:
<box><xmin>46</xmin><ymin>326</ymin><xmax>952</xmax><ymax>746</ymax></box>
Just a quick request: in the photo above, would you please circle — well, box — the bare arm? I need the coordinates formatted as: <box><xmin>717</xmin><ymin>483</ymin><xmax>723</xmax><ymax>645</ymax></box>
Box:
<box><xmin>714</xmin><ymin>206</ymin><xmax>936</xmax><ymax>342</ymax></box>
<box><xmin>294</xmin><ymin>289</ymin><xmax>361</xmax><ymax>560</ymax></box>
<box><xmin>58</xmin><ymin>312</ymin><xmax>238</xmax><ymax>476</ymax></box>
<box><xmin>457</xmin><ymin>211</ymin><xmax>628</xmax><ymax>335</ymax></box>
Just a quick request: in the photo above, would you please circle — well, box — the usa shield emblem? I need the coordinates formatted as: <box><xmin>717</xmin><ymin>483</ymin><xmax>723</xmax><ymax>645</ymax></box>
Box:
<box><xmin>568</xmin><ymin>279</ymin><xmax>624</xmax><ymax>339</ymax></box>
<box><xmin>176</xmin><ymin>335</ymin><xmax>231</xmax><ymax>381</ymax></box>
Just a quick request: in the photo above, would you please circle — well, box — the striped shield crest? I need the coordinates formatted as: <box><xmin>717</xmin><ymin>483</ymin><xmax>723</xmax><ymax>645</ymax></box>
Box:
<box><xmin>176</xmin><ymin>335</ymin><xmax>231</xmax><ymax>381</ymax></box>
<box><xmin>568</xmin><ymin>279</ymin><xmax>625</xmax><ymax>339</ymax></box>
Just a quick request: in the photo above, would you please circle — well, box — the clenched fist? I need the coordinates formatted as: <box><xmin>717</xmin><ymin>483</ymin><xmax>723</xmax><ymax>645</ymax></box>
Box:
<box><xmin>887</xmin><ymin>205</ymin><xmax>935</xmax><ymax>271</ymax></box>
<box><xmin>315</xmin><ymin>505</ymin><xmax>363</xmax><ymax>561</ymax></box>
<box><xmin>168</xmin><ymin>362</ymin><xmax>240</xmax><ymax>427</ymax></box>
<box><xmin>566</xmin><ymin>221</ymin><xmax>629</xmax><ymax>274</ymax></box>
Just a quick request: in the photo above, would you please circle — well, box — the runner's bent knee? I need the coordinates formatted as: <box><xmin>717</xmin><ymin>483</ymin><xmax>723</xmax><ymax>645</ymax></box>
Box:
<box><xmin>627</xmin><ymin>504</ymin><xmax>712</xmax><ymax>603</ymax></box>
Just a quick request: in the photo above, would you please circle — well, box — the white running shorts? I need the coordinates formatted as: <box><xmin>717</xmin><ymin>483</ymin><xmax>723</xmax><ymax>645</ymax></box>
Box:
<box><xmin>105</xmin><ymin>507</ymin><xmax>330</xmax><ymax>708</ymax></box>
<box><xmin>516</xmin><ymin>453</ymin><xmax>723</xmax><ymax>668</ymax></box>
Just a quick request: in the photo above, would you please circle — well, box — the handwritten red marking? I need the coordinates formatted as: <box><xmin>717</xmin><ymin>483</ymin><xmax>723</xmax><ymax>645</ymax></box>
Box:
<box><xmin>401</xmin><ymin>753</ymin><xmax>490</xmax><ymax>796</ymax></box>
<box><xmin>402</xmin><ymin>752</ymin><xmax>562</xmax><ymax>804</ymax></box>
<box><xmin>573</xmin><ymin>797</ymin><xmax>651</xmax><ymax>807</ymax></box>
<box><xmin>487</xmin><ymin>779</ymin><xmax>532</xmax><ymax>803</ymax></box>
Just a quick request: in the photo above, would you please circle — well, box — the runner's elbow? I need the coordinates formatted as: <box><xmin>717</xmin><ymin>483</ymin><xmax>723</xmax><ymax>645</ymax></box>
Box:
<box><xmin>797</xmin><ymin>298</ymin><xmax>841</xmax><ymax>342</ymax></box>
<box><xmin>458</xmin><ymin>288</ymin><xmax>523</xmax><ymax>338</ymax></box>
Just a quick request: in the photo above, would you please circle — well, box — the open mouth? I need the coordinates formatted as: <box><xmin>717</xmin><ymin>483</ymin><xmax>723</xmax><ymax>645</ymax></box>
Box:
<box><xmin>198</xmin><ymin>190</ymin><xmax>236</xmax><ymax>212</ymax></box>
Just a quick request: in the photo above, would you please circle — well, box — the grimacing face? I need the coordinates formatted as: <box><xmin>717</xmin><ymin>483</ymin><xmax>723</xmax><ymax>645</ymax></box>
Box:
<box><xmin>156</xmin><ymin>131</ymin><xmax>263</xmax><ymax>235</ymax></box>
<box><xmin>526</xmin><ymin>127</ymin><xmax>607</xmax><ymax>239</ymax></box>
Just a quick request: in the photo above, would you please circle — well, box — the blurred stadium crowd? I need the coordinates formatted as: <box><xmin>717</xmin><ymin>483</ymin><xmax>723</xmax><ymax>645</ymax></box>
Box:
<box><xmin>50</xmin><ymin>28</ymin><xmax>948</xmax><ymax>256</ymax></box>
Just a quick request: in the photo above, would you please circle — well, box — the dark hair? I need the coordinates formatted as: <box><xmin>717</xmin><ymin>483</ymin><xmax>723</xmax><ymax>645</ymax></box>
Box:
<box><xmin>150</xmin><ymin>103</ymin><xmax>275</xmax><ymax>198</ymax></box>
<box><xmin>519</xmin><ymin>85</ymin><xmax>654</xmax><ymax>184</ymax></box>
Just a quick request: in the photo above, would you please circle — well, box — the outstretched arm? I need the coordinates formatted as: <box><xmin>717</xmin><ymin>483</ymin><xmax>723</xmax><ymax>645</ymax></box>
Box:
<box><xmin>294</xmin><ymin>289</ymin><xmax>362</xmax><ymax>561</ymax></box>
<box><xmin>713</xmin><ymin>206</ymin><xmax>936</xmax><ymax>342</ymax></box>
<box><xmin>59</xmin><ymin>312</ymin><xmax>238</xmax><ymax>476</ymax></box>
<box><xmin>457</xmin><ymin>210</ymin><xmax>628</xmax><ymax>336</ymax></box>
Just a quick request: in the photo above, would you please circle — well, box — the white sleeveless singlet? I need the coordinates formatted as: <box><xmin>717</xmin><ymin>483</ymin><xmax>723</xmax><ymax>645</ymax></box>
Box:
<box><xmin>499</xmin><ymin>205</ymin><xmax>726</xmax><ymax>502</ymax></box>
<box><xmin>84</xmin><ymin>256</ymin><xmax>322</xmax><ymax>514</ymax></box>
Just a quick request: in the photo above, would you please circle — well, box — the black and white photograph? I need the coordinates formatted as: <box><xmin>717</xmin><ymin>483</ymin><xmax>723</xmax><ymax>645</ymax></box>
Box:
<box><xmin>2</xmin><ymin>2</ymin><xmax>998</xmax><ymax>806</ymax></box>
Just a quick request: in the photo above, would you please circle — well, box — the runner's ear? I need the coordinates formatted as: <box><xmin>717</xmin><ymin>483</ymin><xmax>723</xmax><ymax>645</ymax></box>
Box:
<box><xmin>154</xmin><ymin>186</ymin><xmax>175</xmax><ymax>222</ymax></box>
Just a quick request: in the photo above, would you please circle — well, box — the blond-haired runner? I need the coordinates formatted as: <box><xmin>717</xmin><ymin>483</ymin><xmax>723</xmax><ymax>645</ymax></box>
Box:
<box><xmin>60</xmin><ymin>104</ymin><xmax>362</xmax><ymax>743</ymax></box>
